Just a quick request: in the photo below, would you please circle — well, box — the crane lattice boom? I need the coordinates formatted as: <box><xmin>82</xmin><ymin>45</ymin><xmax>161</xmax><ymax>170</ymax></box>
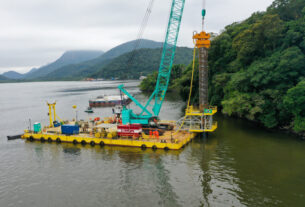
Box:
<box><xmin>118</xmin><ymin>0</ymin><xmax>185</xmax><ymax>125</ymax></box>
<box><xmin>153</xmin><ymin>0</ymin><xmax>185</xmax><ymax>115</ymax></box>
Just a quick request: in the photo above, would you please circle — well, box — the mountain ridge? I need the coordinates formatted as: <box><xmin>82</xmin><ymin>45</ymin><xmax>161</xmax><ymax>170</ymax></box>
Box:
<box><xmin>38</xmin><ymin>39</ymin><xmax>165</xmax><ymax>80</ymax></box>
<box><xmin>0</xmin><ymin>75</ymin><xmax>9</xmax><ymax>81</ymax></box>
<box><xmin>2</xmin><ymin>71</ymin><xmax>23</xmax><ymax>79</ymax></box>
<box><xmin>1</xmin><ymin>39</ymin><xmax>187</xmax><ymax>82</ymax></box>
<box><xmin>42</xmin><ymin>46</ymin><xmax>192</xmax><ymax>80</ymax></box>
<box><xmin>24</xmin><ymin>50</ymin><xmax>104</xmax><ymax>79</ymax></box>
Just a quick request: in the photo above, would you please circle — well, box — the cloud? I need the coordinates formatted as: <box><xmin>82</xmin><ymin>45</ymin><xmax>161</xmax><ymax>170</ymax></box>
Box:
<box><xmin>0</xmin><ymin>0</ymin><xmax>274</xmax><ymax>73</ymax></box>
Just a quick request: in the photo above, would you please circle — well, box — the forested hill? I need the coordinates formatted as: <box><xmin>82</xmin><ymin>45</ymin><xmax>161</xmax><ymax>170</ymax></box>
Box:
<box><xmin>39</xmin><ymin>39</ymin><xmax>165</xmax><ymax>80</ymax></box>
<box><xmin>141</xmin><ymin>0</ymin><xmax>305</xmax><ymax>135</ymax></box>
<box><xmin>24</xmin><ymin>50</ymin><xmax>104</xmax><ymax>79</ymax></box>
<box><xmin>2</xmin><ymin>71</ymin><xmax>23</xmax><ymax>79</ymax></box>
<box><xmin>208</xmin><ymin>0</ymin><xmax>305</xmax><ymax>133</ymax></box>
<box><xmin>91</xmin><ymin>47</ymin><xmax>192</xmax><ymax>79</ymax></box>
<box><xmin>42</xmin><ymin>46</ymin><xmax>192</xmax><ymax>80</ymax></box>
<box><xmin>0</xmin><ymin>75</ymin><xmax>9</xmax><ymax>81</ymax></box>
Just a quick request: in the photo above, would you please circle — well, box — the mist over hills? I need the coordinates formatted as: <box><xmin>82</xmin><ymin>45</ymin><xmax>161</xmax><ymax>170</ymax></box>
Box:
<box><xmin>97</xmin><ymin>39</ymin><xmax>163</xmax><ymax>61</ymax></box>
<box><xmin>39</xmin><ymin>39</ymin><xmax>165</xmax><ymax>80</ymax></box>
<box><xmin>23</xmin><ymin>50</ymin><xmax>104</xmax><ymax>79</ymax></box>
<box><xmin>1</xmin><ymin>50</ymin><xmax>104</xmax><ymax>80</ymax></box>
<box><xmin>0</xmin><ymin>39</ymin><xmax>192</xmax><ymax>82</ymax></box>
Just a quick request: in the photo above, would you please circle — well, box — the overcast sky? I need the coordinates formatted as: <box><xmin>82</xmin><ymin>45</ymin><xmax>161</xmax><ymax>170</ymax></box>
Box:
<box><xmin>0</xmin><ymin>0</ymin><xmax>274</xmax><ymax>74</ymax></box>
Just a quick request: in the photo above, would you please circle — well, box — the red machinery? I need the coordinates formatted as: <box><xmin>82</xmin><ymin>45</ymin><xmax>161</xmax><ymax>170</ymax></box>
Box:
<box><xmin>117</xmin><ymin>124</ymin><xmax>142</xmax><ymax>138</ymax></box>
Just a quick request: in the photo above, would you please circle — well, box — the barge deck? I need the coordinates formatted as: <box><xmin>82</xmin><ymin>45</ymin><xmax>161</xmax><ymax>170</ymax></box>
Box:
<box><xmin>22</xmin><ymin>128</ymin><xmax>197</xmax><ymax>150</ymax></box>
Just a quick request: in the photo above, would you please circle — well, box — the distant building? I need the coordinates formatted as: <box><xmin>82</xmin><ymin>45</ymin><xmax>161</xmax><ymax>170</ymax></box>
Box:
<box><xmin>139</xmin><ymin>76</ymin><xmax>147</xmax><ymax>80</ymax></box>
<box><xmin>85</xmin><ymin>78</ymin><xmax>95</xmax><ymax>81</ymax></box>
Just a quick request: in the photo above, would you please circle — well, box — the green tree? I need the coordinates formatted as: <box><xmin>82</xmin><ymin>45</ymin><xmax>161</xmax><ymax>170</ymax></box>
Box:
<box><xmin>140</xmin><ymin>0</ymin><xmax>305</xmax><ymax>134</ymax></box>
<box><xmin>284</xmin><ymin>80</ymin><xmax>305</xmax><ymax>132</ymax></box>
<box><xmin>139</xmin><ymin>64</ymin><xmax>185</xmax><ymax>92</ymax></box>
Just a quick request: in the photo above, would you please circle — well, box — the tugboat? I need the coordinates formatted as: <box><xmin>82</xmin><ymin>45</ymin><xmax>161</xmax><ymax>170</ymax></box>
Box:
<box><xmin>84</xmin><ymin>107</ymin><xmax>94</xmax><ymax>113</ymax></box>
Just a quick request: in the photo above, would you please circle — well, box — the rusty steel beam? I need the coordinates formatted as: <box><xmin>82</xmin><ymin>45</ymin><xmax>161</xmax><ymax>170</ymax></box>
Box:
<box><xmin>198</xmin><ymin>47</ymin><xmax>209</xmax><ymax>110</ymax></box>
<box><xmin>193</xmin><ymin>31</ymin><xmax>210</xmax><ymax>111</ymax></box>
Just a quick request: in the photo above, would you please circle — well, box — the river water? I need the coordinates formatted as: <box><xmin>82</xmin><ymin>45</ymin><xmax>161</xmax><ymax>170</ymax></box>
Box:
<box><xmin>0</xmin><ymin>81</ymin><xmax>304</xmax><ymax>207</ymax></box>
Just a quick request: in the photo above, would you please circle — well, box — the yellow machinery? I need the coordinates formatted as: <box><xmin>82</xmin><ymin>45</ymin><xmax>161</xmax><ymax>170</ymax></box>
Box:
<box><xmin>175</xmin><ymin>5</ymin><xmax>217</xmax><ymax>134</ymax></box>
<box><xmin>175</xmin><ymin>43</ymin><xmax>218</xmax><ymax>133</ymax></box>
<box><xmin>47</xmin><ymin>102</ymin><xmax>62</xmax><ymax>127</ymax></box>
<box><xmin>193</xmin><ymin>31</ymin><xmax>210</xmax><ymax>49</ymax></box>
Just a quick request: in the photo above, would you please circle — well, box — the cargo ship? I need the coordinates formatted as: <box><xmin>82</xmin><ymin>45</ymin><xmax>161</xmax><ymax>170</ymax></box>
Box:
<box><xmin>89</xmin><ymin>95</ymin><xmax>131</xmax><ymax>107</ymax></box>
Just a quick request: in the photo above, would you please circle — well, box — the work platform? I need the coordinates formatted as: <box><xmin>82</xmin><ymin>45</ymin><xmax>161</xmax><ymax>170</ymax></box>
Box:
<box><xmin>21</xmin><ymin>100</ymin><xmax>217</xmax><ymax>150</ymax></box>
<box><xmin>176</xmin><ymin>106</ymin><xmax>218</xmax><ymax>133</ymax></box>
<box><xmin>22</xmin><ymin>126</ymin><xmax>197</xmax><ymax>150</ymax></box>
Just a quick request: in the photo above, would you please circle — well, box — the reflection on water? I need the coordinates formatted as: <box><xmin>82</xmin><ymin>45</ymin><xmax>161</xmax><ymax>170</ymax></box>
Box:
<box><xmin>0</xmin><ymin>81</ymin><xmax>304</xmax><ymax>207</ymax></box>
<box><xmin>63</xmin><ymin>147</ymin><xmax>81</xmax><ymax>156</ymax></box>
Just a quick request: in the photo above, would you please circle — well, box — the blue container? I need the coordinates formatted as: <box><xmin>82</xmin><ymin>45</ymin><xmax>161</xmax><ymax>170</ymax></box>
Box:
<box><xmin>61</xmin><ymin>125</ymin><xmax>79</xmax><ymax>135</ymax></box>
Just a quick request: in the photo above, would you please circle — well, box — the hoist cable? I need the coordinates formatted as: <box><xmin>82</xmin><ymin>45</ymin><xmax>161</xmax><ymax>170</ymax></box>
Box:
<box><xmin>174</xmin><ymin>46</ymin><xmax>197</xmax><ymax>135</ymax></box>
<box><xmin>126</xmin><ymin>0</ymin><xmax>155</xmax><ymax>72</ymax></box>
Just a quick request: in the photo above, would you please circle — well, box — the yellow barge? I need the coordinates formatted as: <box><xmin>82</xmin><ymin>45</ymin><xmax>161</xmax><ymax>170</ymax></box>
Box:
<box><xmin>21</xmin><ymin>102</ymin><xmax>217</xmax><ymax>150</ymax></box>
<box><xmin>22</xmin><ymin>130</ymin><xmax>197</xmax><ymax>150</ymax></box>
